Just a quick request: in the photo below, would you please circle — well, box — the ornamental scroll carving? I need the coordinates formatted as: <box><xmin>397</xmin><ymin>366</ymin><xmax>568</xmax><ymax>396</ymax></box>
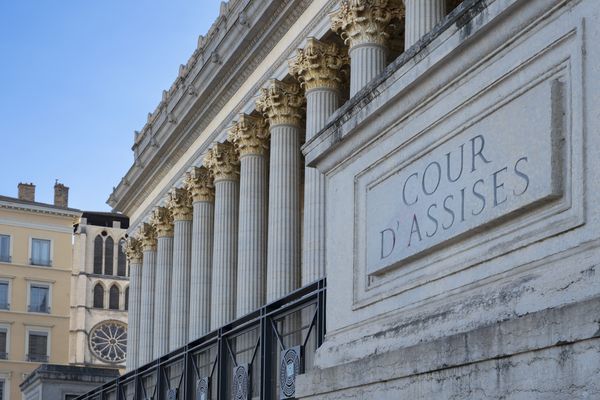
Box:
<box><xmin>330</xmin><ymin>0</ymin><xmax>405</xmax><ymax>48</ymax></box>
<box><xmin>256</xmin><ymin>79</ymin><xmax>305</xmax><ymax>127</ymax></box>
<box><xmin>185</xmin><ymin>166</ymin><xmax>215</xmax><ymax>203</ymax></box>
<box><xmin>228</xmin><ymin>114</ymin><xmax>270</xmax><ymax>156</ymax></box>
<box><xmin>123</xmin><ymin>237</ymin><xmax>143</xmax><ymax>264</ymax></box>
<box><xmin>168</xmin><ymin>187</ymin><xmax>193</xmax><ymax>221</ymax></box>
<box><xmin>139</xmin><ymin>223</ymin><xmax>157</xmax><ymax>251</ymax></box>
<box><xmin>151</xmin><ymin>206</ymin><xmax>174</xmax><ymax>237</ymax></box>
<box><xmin>289</xmin><ymin>38</ymin><xmax>349</xmax><ymax>91</ymax></box>
<box><xmin>204</xmin><ymin>141</ymin><xmax>240</xmax><ymax>182</ymax></box>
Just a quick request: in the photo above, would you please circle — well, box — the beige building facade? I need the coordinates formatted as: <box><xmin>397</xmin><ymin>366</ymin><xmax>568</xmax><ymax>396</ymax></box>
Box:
<box><xmin>0</xmin><ymin>183</ymin><xmax>81</xmax><ymax>400</ymax></box>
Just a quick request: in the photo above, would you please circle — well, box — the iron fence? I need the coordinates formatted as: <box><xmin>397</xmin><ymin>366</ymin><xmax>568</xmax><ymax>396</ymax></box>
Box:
<box><xmin>76</xmin><ymin>278</ymin><xmax>326</xmax><ymax>400</ymax></box>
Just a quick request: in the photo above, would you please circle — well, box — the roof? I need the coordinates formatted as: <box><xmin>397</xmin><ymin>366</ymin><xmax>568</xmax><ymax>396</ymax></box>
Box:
<box><xmin>81</xmin><ymin>211</ymin><xmax>130</xmax><ymax>229</ymax></box>
<box><xmin>0</xmin><ymin>195</ymin><xmax>82</xmax><ymax>218</ymax></box>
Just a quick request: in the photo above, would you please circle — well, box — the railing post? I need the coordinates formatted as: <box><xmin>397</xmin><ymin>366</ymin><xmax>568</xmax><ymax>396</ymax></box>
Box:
<box><xmin>261</xmin><ymin>306</ymin><xmax>273</xmax><ymax>400</ymax></box>
<box><xmin>217</xmin><ymin>328</ymin><xmax>226</xmax><ymax>400</ymax></box>
<box><xmin>183</xmin><ymin>346</ymin><xmax>192</xmax><ymax>400</ymax></box>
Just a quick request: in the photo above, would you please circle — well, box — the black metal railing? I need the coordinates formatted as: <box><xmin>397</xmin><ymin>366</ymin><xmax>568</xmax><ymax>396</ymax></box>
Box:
<box><xmin>0</xmin><ymin>352</ymin><xmax>7</xmax><ymax>360</ymax></box>
<box><xmin>76</xmin><ymin>278</ymin><xmax>326</xmax><ymax>400</ymax></box>
<box><xmin>28</xmin><ymin>304</ymin><xmax>50</xmax><ymax>313</ymax></box>
<box><xmin>27</xmin><ymin>354</ymin><xmax>49</xmax><ymax>362</ymax></box>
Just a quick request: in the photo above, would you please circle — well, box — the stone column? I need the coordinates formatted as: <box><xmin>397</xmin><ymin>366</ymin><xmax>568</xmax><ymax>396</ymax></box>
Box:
<box><xmin>256</xmin><ymin>80</ymin><xmax>305</xmax><ymax>302</ymax></box>
<box><xmin>228</xmin><ymin>114</ymin><xmax>269</xmax><ymax>317</ymax></box>
<box><xmin>404</xmin><ymin>0</ymin><xmax>445</xmax><ymax>48</ymax></box>
<box><xmin>167</xmin><ymin>188</ymin><xmax>193</xmax><ymax>351</ymax></box>
<box><xmin>151</xmin><ymin>206</ymin><xmax>174</xmax><ymax>358</ymax></box>
<box><xmin>138</xmin><ymin>223</ymin><xmax>157</xmax><ymax>366</ymax></box>
<box><xmin>124</xmin><ymin>237</ymin><xmax>142</xmax><ymax>371</ymax></box>
<box><xmin>205</xmin><ymin>142</ymin><xmax>240</xmax><ymax>329</ymax></box>
<box><xmin>186</xmin><ymin>167</ymin><xmax>215</xmax><ymax>340</ymax></box>
<box><xmin>290</xmin><ymin>37</ymin><xmax>348</xmax><ymax>285</ymax></box>
<box><xmin>330</xmin><ymin>0</ymin><xmax>404</xmax><ymax>96</ymax></box>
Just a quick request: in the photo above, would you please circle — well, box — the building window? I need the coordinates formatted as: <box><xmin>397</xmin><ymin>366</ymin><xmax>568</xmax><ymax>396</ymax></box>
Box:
<box><xmin>30</xmin><ymin>238</ymin><xmax>51</xmax><ymax>266</ymax></box>
<box><xmin>93</xmin><ymin>235</ymin><xmax>103</xmax><ymax>274</ymax></box>
<box><xmin>27</xmin><ymin>329</ymin><xmax>49</xmax><ymax>362</ymax></box>
<box><xmin>0</xmin><ymin>379</ymin><xmax>4</xmax><ymax>400</ymax></box>
<box><xmin>0</xmin><ymin>326</ymin><xmax>8</xmax><ymax>360</ymax></box>
<box><xmin>93</xmin><ymin>284</ymin><xmax>104</xmax><ymax>309</ymax></box>
<box><xmin>0</xmin><ymin>281</ymin><xmax>8</xmax><ymax>310</ymax></box>
<box><xmin>109</xmin><ymin>285</ymin><xmax>120</xmax><ymax>310</ymax></box>
<box><xmin>0</xmin><ymin>235</ymin><xmax>10</xmax><ymax>263</ymax></box>
<box><xmin>28</xmin><ymin>284</ymin><xmax>50</xmax><ymax>313</ymax></box>
<box><xmin>105</xmin><ymin>237</ymin><xmax>114</xmax><ymax>275</ymax></box>
<box><xmin>117</xmin><ymin>238</ymin><xmax>127</xmax><ymax>277</ymax></box>
<box><xmin>124</xmin><ymin>287</ymin><xmax>129</xmax><ymax>311</ymax></box>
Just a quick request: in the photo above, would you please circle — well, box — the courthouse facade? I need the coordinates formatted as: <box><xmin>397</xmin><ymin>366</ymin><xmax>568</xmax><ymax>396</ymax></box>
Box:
<box><xmin>88</xmin><ymin>0</ymin><xmax>600</xmax><ymax>398</ymax></box>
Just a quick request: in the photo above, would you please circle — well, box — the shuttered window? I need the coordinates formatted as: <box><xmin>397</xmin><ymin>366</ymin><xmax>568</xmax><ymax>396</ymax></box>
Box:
<box><xmin>0</xmin><ymin>235</ymin><xmax>9</xmax><ymax>262</ymax></box>
<box><xmin>0</xmin><ymin>329</ymin><xmax>7</xmax><ymax>358</ymax></box>
<box><xmin>28</xmin><ymin>331</ymin><xmax>48</xmax><ymax>361</ymax></box>
<box><xmin>0</xmin><ymin>379</ymin><xmax>4</xmax><ymax>400</ymax></box>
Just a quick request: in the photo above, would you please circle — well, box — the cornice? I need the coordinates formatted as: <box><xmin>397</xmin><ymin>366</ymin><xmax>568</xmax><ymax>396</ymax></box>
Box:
<box><xmin>0</xmin><ymin>200</ymin><xmax>81</xmax><ymax>219</ymax></box>
<box><xmin>110</xmin><ymin>0</ymin><xmax>338</xmax><ymax>225</ymax></box>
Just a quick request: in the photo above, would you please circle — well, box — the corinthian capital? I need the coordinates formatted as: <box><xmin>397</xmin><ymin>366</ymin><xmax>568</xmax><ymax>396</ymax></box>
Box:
<box><xmin>185</xmin><ymin>166</ymin><xmax>215</xmax><ymax>203</ymax></box>
<box><xmin>289</xmin><ymin>38</ymin><xmax>349</xmax><ymax>91</ymax></box>
<box><xmin>167</xmin><ymin>187</ymin><xmax>193</xmax><ymax>221</ymax></box>
<box><xmin>123</xmin><ymin>236</ymin><xmax>143</xmax><ymax>264</ymax></box>
<box><xmin>255</xmin><ymin>79</ymin><xmax>305</xmax><ymax>127</ymax></box>
<box><xmin>151</xmin><ymin>206</ymin><xmax>174</xmax><ymax>237</ymax></box>
<box><xmin>227</xmin><ymin>114</ymin><xmax>270</xmax><ymax>156</ymax></box>
<box><xmin>204</xmin><ymin>142</ymin><xmax>240</xmax><ymax>182</ymax></box>
<box><xmin>139</xmin><ymin>223</ymin><xmax>157</xmax><ymax>251</ymax></box>
<box><xmin>330</xmin><ymin>0</ymin><xmax>404</xmax><ymax>48</ymax></box>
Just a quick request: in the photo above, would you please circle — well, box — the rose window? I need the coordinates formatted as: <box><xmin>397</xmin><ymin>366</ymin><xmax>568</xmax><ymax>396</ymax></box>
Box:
<box><xmin>89</xmin><ymin>320</ymin><xmax>128</xmax><ymax>363</ymax></box>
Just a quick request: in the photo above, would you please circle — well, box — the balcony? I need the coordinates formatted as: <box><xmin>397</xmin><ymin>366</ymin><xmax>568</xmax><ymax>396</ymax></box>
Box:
<box><xmin>0</xmin><ymin>352</ymin><xmax>7</xmax><ymax>360</ymax></box>
<box><xmin>75</xmin><ymin>279</ymin><xmax>326</xmax><ymax>400</ymax></box>
<box><xmin>0</xmin><ymin>303</ymin><xmax>9</xmax><ymax>311</ymax></box>
<box><xmin>28</xmin><ymin>304</ymin><xmax>50</xmax><ymax>313</ymax></box>
<box><xmin>27</xmin><ymin>354</ymin><xmax>49</xmax><ymax>363</ymax></box>
<box><xmin>0</xmin><ymin>255</ymin><xmax>11</xmax><ymax>263</ymax></box>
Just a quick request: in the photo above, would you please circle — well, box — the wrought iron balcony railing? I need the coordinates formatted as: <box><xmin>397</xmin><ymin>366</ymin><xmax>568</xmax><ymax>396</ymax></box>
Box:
<box><xmin>28</xmin><ymin>304</ymin><xmax>50</xmax><ymax>313</ymax></box>
<box><xmin>75</xmin><ymin>278</ymin><xmax>326</xmax><ymax>400</ymax></box>
<box><xmin>27</xmin><ymin>354</ymin><xmax>49</xmax><ymax>363</ymax></box>
<box><xmin>0</xmin><ymin>352</ymin><xmax>7</xmax><ymax>360</ymax></box>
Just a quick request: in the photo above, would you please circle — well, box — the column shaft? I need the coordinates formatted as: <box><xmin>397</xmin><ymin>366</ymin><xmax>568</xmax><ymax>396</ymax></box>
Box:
<box><xmin>302</xmin><ymin>89</ymin><xmax>339</xmax><ymax>285</ymax></box>
<box><xmin>169</xmin><ymin>220</ymin><xmax>193</xmax><ymax>351</ymax></box>
<box><xmin>189</xmin><ymin>201</ymin><xmax>214</xmax><ymax>340</ymax></box>
<box><xmin>236</xmin><ymin>154</ymin><xmax>268</xmax><ymax>317</ymax></box>
<box><xmin>267</xmin><ymin>124</ymin><xmax>301</xmax><ymax>302</ymax></box>
<box><xmin>153</xmin><ymin>236</ymin><xmax>173</xmax><ymax>358</ymax></box>
<box><xmin>138</xmin><ymin>249</ymin><xmax>156</xmax><ymax>365</ymax></box>
<box><xmin>210</xmin><ymin>180</ymin><xmax>239</xmax><ymax>329</ymax></box>
<box><xmin>404</xmin><ymin>0</ymin><xmax>446</xmax><ymax>48</ymax></box>
<box><xmin>349</xmin><ymin>45</ymin><xmax>387</xmax><ymax>96</ymax></box>
<box><xmin>125</xmin><ymin>262</ymin><xmax>142</xmax><ymax>371</ymax></box>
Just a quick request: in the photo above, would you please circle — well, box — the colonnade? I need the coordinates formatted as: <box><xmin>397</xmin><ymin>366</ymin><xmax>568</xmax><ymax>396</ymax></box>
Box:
<box><xmin>124</xmin><ymin>0</ymin><xmax>448</xmax><ymax>371</ymax></box>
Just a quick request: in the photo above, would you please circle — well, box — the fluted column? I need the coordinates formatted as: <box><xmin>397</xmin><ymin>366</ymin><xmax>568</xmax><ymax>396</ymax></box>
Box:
<box><xmin>205</xmin><ymin>142</ymin><xmax>240</xmax><ymax>329</ymax></box>
<box><xmin>290</xmin><ymin>38</ymin><xmax>348</xmax><ymax>285</ymax></box>
<box><xmin>138</xmin><ymin>223</ymin><xmax>157</xmax><ymax>366</ymax></box>
<box><xmin>124</xmin><ymin>237</ymin><xmax>142</xmax><ymax>371</ymax></box>
<box><xmin>151</xmin><ymin>206</ymin><xmax>174</xmax><ymax>358</ymax></box>
<box><xmin>168</xmin><ymin>187</ymin><xmax>194</xmax><ymax>351</ymax></box>
<box><xmin>186</xmin><ymin>167</ymin><xmax>215</xmax><ymax>340</ymax></box>
<box><xmin>256</xmin><ymin>80</ymin><xmax>305</xmax><ymax>302</ymax></box>
<box><xmin>228</xmin><ymin>114</ymin><xmax>269</xmax><ymax>317</ymax></box>
<box><xmin>331</xmin><ymin>0</ymin><xmax>404</xmax><ymax>95</ymax></box>
<box><xmin>404</xmin><ymin>0</ymin><xmax>446</xmax><ymax>48</ymax></box>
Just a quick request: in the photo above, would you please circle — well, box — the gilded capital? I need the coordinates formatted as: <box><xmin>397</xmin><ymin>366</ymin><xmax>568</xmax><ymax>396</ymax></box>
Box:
<box><xmin>204</xmin><ymin>142</ymin><xmax>240</xmax><ymax>182</ymax></box>
<box><xmin>168</xmin><ymin>187</ymin><xmax>193</xmax><ymax>221</ymax></box>
<box><xmin>185</xmin><ymin>166</ymin><xmax>215</xmax><ymax>203</ymax></box>
<box><xmin>123</xmin><ymin>236</ymin><xmax>143</xmax><ymax>264</ymax></box>
<box><xmin>227</xmin><ymin>114</ymin><xmax>270</xmax><ymax>156</ymax></box>
<box><xmin>139</xmin><ymin>223</ymin><xmax>157</xmax><ymax>251</ymax></box>
<box><xmin>150</xmin><ymin>206</ymin><xmax>174</xmax><ymax>237</ymax></box>
<box><xmin>256</xmin><ymin>79</ymin><xmax>305</xmax><ymax>127</ymax></box>
<box><xmin>289</xmin><ymin>38</ymin><xmax>349</xmax><ymax>91</ymax></box>
<box><xmin>330</xmin><ymin>0</ymin><xmax>404</xmax><ymax>48</ymax></box>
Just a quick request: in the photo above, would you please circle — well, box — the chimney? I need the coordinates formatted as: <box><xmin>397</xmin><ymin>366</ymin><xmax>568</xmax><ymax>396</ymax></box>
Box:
<box><xmin>54</xmin><ymin>181</ymin><xmax>69</xmax><ymax>208</ymax></box>
<box><xmin>18</xmin><ymin>183</ymin><xmax>36</xmax><ymax>202</ymax></box>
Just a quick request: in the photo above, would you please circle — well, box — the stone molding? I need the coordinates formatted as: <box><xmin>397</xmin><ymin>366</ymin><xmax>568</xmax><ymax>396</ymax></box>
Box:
<box><xmin>330</xmin><ymin>0</ymin><xmax>405</xmax><ymax>48</ymax></box>
<box><xmin>256</xmin><ymin>79</ymin><xmax>305</xmax><ymax>127</ymax></box>
<box><xmin>139</xmin><ymin>223</ymin><xmax>157</xmax><ymax>251</ymax></box>
<box><xmin>185</xmin><ymin>166</ymin><xmax>215</xmax><ymax>203</ymax></box>
<box><xmin>289</xmin><ymin>37</ymin><xmax>349</xmax><ymax>91</ymax></box>
<box><xmin>204</xmin><ymin>142</ymin><xmax>240</xmax><ymax>182</ymax></box>
<box><xmin>227</xmin><ymin>114</ymin><xmax>270</xmax><ymax>156</ymax></box>
<box><xmin>167</xmin><ymin>187</ymin><xmax>193</xmax><ymax>221</ymax></box>
<box><xmin>150</xmin><ymin>206</ymin><xmax>174</xmax><ymax>237</ymax></box>
<box><xmin>124</xmin><ymin>237</ymin><xmax>143</xmax><ymax>264</ymax></box>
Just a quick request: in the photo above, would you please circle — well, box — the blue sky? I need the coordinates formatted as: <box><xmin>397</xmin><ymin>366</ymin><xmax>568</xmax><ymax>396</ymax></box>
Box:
<box><xmin>0</xmin><ymin>1</ymin><xmax>221</xmax><ymax>211</ymax></box>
